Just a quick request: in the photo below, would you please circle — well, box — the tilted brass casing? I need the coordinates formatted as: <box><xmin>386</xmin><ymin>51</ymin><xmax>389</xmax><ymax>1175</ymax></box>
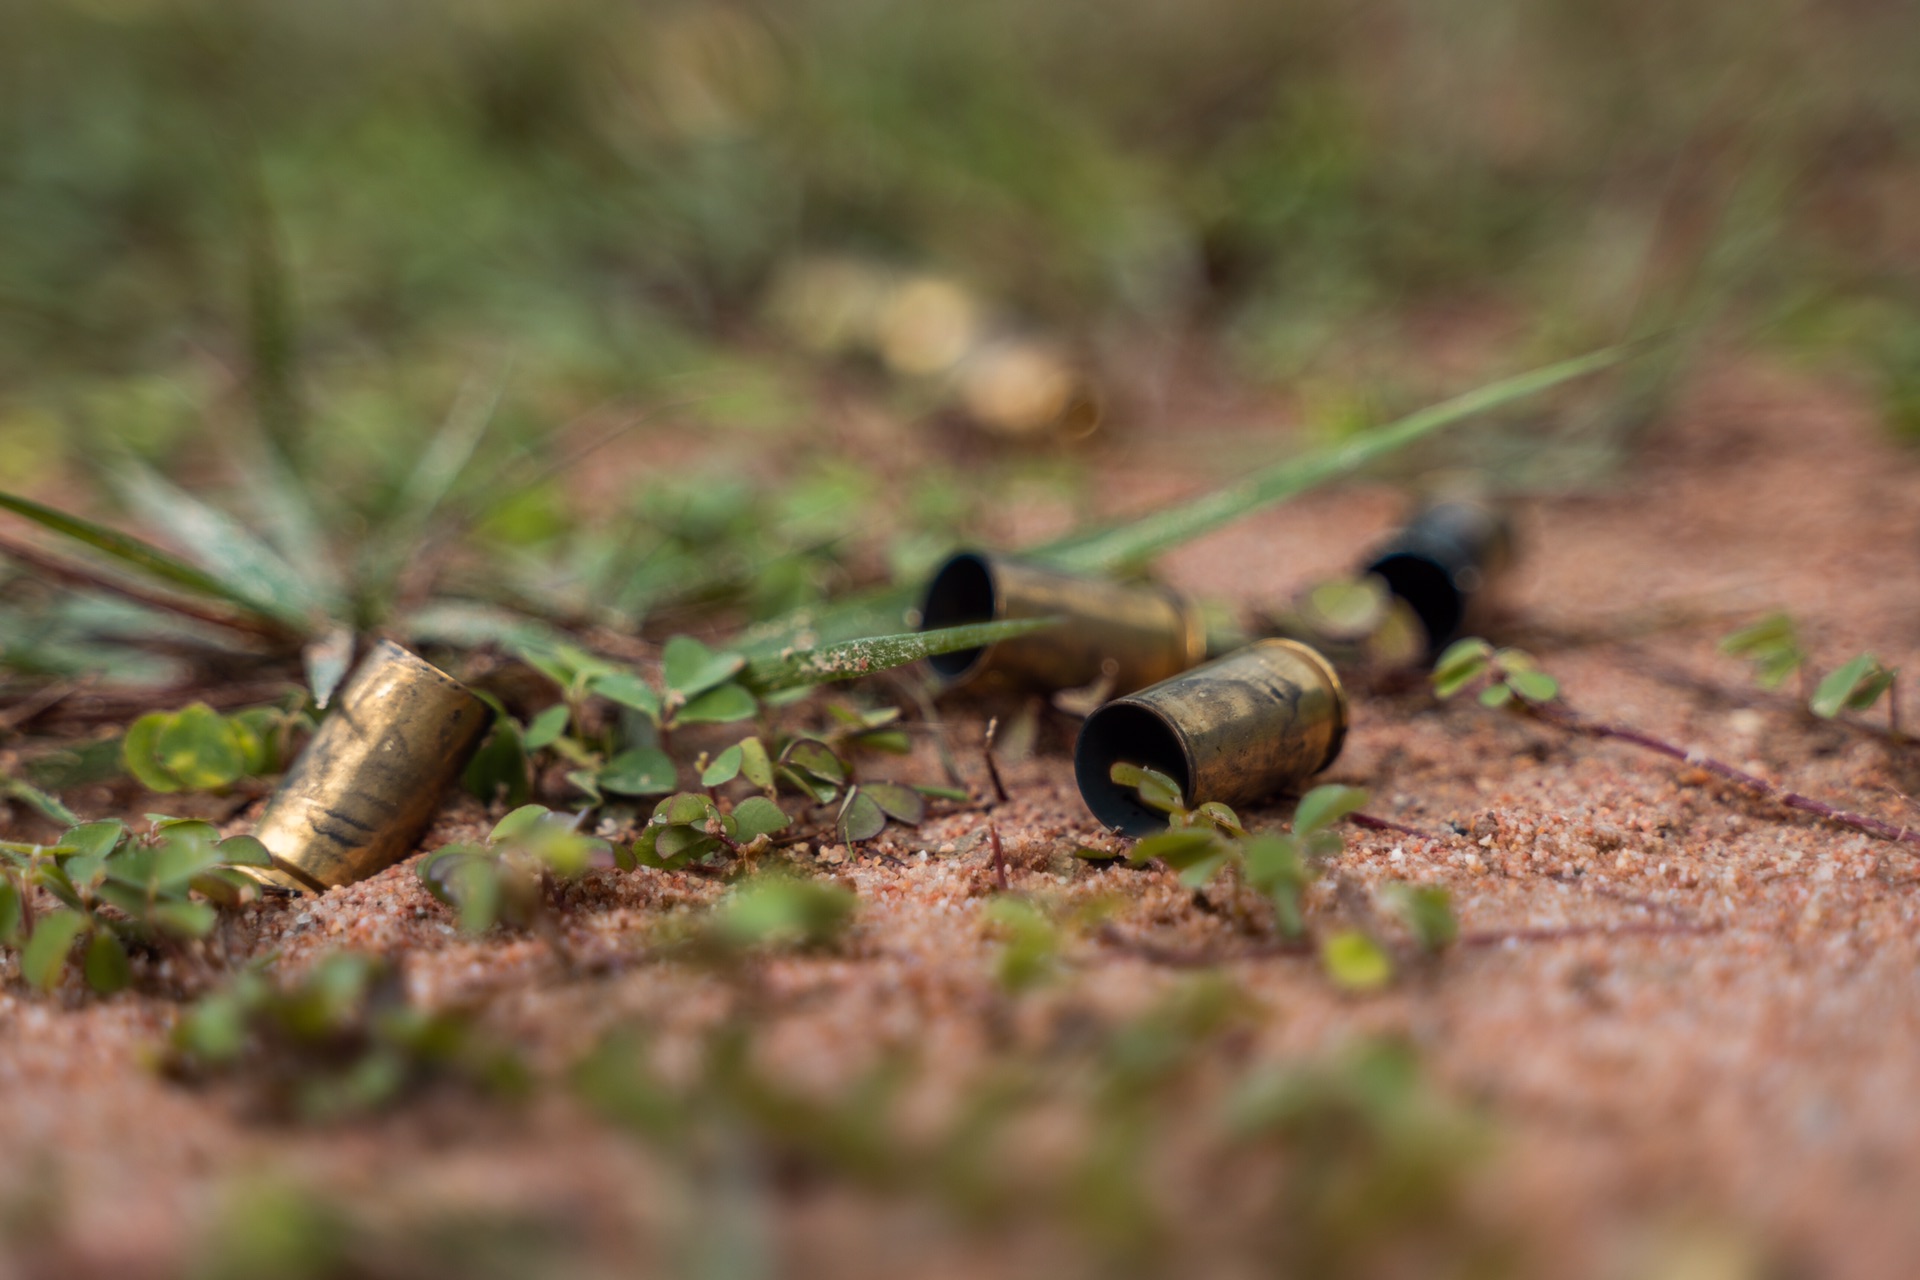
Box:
<box><xmin>919</xmin><ymin>551</ymin><xmax>1207</xmax><ymax>696</ymax></box>
<box><xmin>1074</xmin><ymin>639</ymin><xmax>1347</xmax><ymax>836</ymax></box>
<box><xmin>1362</xmin><ymin>497</ymin><xmax>1514</xmax><ymax>658</ymax></box>
<box><xmin>246</xmin><ymin>641</ymin><xmax>491</xmax><ymax>893</ymax></box>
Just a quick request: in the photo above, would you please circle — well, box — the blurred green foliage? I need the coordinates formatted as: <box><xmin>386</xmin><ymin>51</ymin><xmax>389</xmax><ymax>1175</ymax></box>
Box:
<box><xmin>7</xmin><ymin>0</ymin><xmax>1920</xmax><ymax>457</ymax></box>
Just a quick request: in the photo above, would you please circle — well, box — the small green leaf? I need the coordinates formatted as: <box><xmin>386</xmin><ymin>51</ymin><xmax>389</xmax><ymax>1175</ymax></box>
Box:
<box><xmin>701</xmin><ymin>745</ymin><xmax>744</xmax><ymax>787</ymax></box>
<box><xmin>1811</xmin><ymin>654</ymin><xmax>1895</xmax><ymax>719</ymax></box>
<box><xmin>1478</xmin><ymin>683</ymin><xmax>1514</xmax><ymax>708</ymax></box>
<box><xmin>730</xmin><ymin>796</ymin><xmax>791</xmax><ymax>842</ymax></box>
<box><xmin>662</xmin><ymin>636</ymin><xmax>745</xmax><ymax>700</ymax></box>
<box><xmin>600</xmin><ymin>748</ymin><xmax>679</xmax><ymax>797</ymax></box>
<box><xmin>1110</xmin><ymin>762</ymin><xmax>1184</xmax><ymax>814</ymax></box>
<box><xmin>1292</xmin><ymin>785</ymin><xmax>1370</xmax><ymax>838</ymax></box>
<box><xmin>738</xmin><ymin>738</ymin><xmax>775</xmax><ymax>791</ymax></box>
<box><xmin>1304</xmin><ymin>577</ymin><xmax>1389</xmax><ymax>639</ymax></box>
<box><xmin>1506</xmin><ymin>669</ymin><xmax>1559</xmax><ymax>704</ymax></box>
<box><xmin>123</xmin><ymin>713</ymin><xmax>182</xmax><ymax>793</ymax></box>
<box><xmin>591</xmin><ymin>672</ymin><xmax>662</xmax><ymax>723</ymax></box>
<box><xmin>781</xmin><ymin>739</ymin><xmax>848</xmax><ymax>789</ymax></box>
<box><xmin>63</xmin><ymin>820</ymin><xmax>125</xmax><ymax>860</ymax></box>
<box><xmin>490</xmin><ymin>804</ymin><xmax>552</xmax><ymax>845</ymax></box>
<box><xmin>150</xmin><ymin>901</ymin><xmax>218</xmax><ymax>939</ymax></box>
<box><xmin>1129</xmin><ymin>828</ymin><xmax>1221</xmax><ymax>867</ymax></box>
<box><xmin>1321</xmin><ymin>931</ymin><xmax>1393</xmax><ymax>992</ymax></box>
<box><xmin>838</xmin><ymin>790</ymin><xmax>887</xmax><ymax>844</ymax></box>
<box><xmin>1431</xmin><ymin>638</ymin><xmax>1494</xmax><ymax>699</ymax></box>
<box><xmin>1176</xmin><ymin>850</ymin><xmax>1233</xmax><ymax>889</ymax></box>
<box><xmin>83</xmin><ymin>930</ymin><xmax>131</xmax><ymax>994</ymax></box>
<box><xmin>674</xmin><ymin>681</ymin><xmax>757</xmax><ymax>725</ymax></box>
<box><xmin>863</xmin><ymin>782</ymin><xmax>926</xmax><ymax>825</ymax></box>
<box><xmin>524</xmin><ymin>704</ymin><xmax>571</xmax><ymax>750</ymax></box>
<box><xmin>1192</xmin><ymin>801</ymin><xmax>1245</xmax><ymax>837</ymax></box>
<box><xmin>653</xmin><ymin>792</ymin><xmax>719</xmax><ymax>827</ymax></box>
<box><xmin>1379</xmin><ymin>882</ymin><xmax>1458</xmax><ymax>954</ymax></box>
<box><xmin>22</xmin><ymin>909</ymin><xmax>88</xmax><ymax>991</ymax></box>
<box><xmin>154</xmin><ymin>703</ymin><xmax>245</xmax><ymax>791</ymax></box>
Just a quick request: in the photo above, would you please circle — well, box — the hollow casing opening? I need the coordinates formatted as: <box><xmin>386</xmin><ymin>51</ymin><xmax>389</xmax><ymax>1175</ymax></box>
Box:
<box><xmin>920</xmin><ymin>552</ymin><xmax>998</xmax><ymax>680</ymax></box>
<box><xmin>1368</xmin><ymin>553</ymin><xmax>1463</xmax><ymax>656</ymax></box>
<box><xmin>1074</xmin><ymin>701</ymin><xmax>1195</xmax><ymax>836</ymax></box>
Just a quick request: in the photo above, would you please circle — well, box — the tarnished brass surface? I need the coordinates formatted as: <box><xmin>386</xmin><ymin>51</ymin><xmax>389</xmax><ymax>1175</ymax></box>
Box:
<box><xmin>1074</xmin><ymin>639</ymin><xmax>1347</xmax><ymax>836</ymax></box>
<box><xmin>1363</xmin><ymin>497</ymin><xmax>1513</xmax><ymax>657</ymax></box>
<box><xmin>246</xmin><ymin>641</ymin><xmax>490</xmax><ymax>893</ymax></box>
<box><xmin>919</xmin><ymin>551</ymin><xmax>1206</xmax><ymax>695</ymax></box>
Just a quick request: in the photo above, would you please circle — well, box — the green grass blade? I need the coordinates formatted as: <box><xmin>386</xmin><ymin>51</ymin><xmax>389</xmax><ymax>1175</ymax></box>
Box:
<box><xmin>740</xmin><ymin>617</ymin><xmax>1054</xmax><ymax>694</ymax></box>
<box><xmin>113</xmin><ymin>463</ymin><xmax>321</xmax><ymax>630</ymax></box>
<box><xmin>1032</xmin><ymin>344</ymin><xmax>1631</xmax><ymax>574</ymax></box>
<box><xmin>733</xmin><ymin>584</ymin><xmax>918</xmax><ymax>659</ymax></box>
<box><xmin>0</xmin><ymin>488</ymin><xmax>300</xmax><ymax>632</ymax></box>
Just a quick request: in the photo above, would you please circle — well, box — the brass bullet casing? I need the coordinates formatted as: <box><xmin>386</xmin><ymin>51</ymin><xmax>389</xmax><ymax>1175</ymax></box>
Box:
<box><xmin>1074</xmin><ymin>639</ymin><xmax>1347</xmax><ymax>836</ymax></box>
<box><xmin>1362</xmin><ymin>498</ymin><xmax>1513</xmax><ymax>659</ymax></box>
<box><xmin>919</xmin><ymin>551</ymin><xmax>1207</xmax><ymax>695</ymax></box>
<box><xmin>247</xmin><ymin>641</ymin><xmax>491</xmax><ymax>893</ymax></box>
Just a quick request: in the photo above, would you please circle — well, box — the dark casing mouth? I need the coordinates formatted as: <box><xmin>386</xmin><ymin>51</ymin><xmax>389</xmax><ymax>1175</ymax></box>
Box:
<box><xmin>919</xmin><ymin>551</ymin><xmax>998</xmax><ymax>680</ymax></box>
<box><xmin>1366</xmin><ymin>551</ymin><xmax>1465</xmax><ymax>657</ymax></box>
<box><xmin>1074</xmin><ymin>699</ymin><xmax>1195</xmax><ymax>836</ymax></box>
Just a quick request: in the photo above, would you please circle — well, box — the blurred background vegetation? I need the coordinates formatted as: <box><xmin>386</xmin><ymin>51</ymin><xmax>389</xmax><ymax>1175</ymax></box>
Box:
<box><xmin>3</xmin><ymin>0</ymin><xmax>1919</xmax><ymax>618</ymax></box>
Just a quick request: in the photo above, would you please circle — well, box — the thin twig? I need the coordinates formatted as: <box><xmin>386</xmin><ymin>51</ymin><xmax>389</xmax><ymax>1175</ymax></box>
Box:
<box><xmin>982</xmin><ymin>717</ymin><xmax>1009</xmax><ymax>805</ymax></box>
<box><xmin>1533</xmin><ymin>702</ymin><xmax>1920</xmax><ymax>852</ymax></box>
<box><xmin>988</xmin><ymin>821</ymin><xmax>1009</xmax><ymax>893</ymax></box>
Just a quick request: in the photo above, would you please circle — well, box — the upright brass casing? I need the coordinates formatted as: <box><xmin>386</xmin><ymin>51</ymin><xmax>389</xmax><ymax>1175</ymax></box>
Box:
<box><xmin>1074</xmin><ymin>639</ymin><xmax>1347</xmax><ymax>836</ymax></box>
<box><xmin>919</xmin><ymin>551</ymin><xmax>1206</xmax><ymax>695</ymax></box>
<box><xmin>248</xmin><ymin>641</ymin><xmax>491</xmax><ymax>893</ymax></box>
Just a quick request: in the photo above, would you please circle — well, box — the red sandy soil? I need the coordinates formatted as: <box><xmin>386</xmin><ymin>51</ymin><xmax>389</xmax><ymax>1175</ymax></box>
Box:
<box><xmin>3</xmin><ymin>352</ymin><xmax>1919</xmax><ymax>1279</ymax></box>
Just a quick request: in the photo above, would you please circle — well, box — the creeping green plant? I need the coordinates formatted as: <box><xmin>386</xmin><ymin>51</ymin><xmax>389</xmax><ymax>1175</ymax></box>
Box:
<box><xmin>417</xmin><ymin>805</ymin><xmax>612</xmax><ymax>935</ymax></box>
<box><xmin>1431</xmin><ymin>638</ymin><xmax>1559</xmax><ymax>707</ymax></box>
<box><xmin>1107</xmin><ymin>768</ymin><xmax>1372</xmax><ymax>942</ymax></box>
<box><xmin>163</xmin><ymin>952</ymin><xmax>527</xmax><ymax>1120</ymax></box>
<box><xmin>0</xmin><ymin>818</ymin><xmax>273</xmax><ymax>995</ymax></box>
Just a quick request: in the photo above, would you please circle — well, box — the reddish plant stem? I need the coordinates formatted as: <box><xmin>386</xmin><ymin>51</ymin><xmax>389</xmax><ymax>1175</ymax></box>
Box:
<box><xmin>1532</xmin><ymin>702</ymin><xmax>1920</xmax><ymax>851</ymax></box>
<box><xmin>988</xmin><ymin>821</ymin><xmax>1009</xmax><ymax>893</ymax></box>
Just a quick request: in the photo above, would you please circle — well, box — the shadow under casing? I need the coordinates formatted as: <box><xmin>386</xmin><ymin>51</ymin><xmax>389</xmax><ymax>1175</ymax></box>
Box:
<box><xmin>919</xmin><ymin>551</ymin><xmax>1205</xmax><ymax>695</ymax></box>
<box><xmin>1074</xmin><ymin>639</ymin><xmax>1348</xmax><ymax>836</ymax></box>
<box><xmin>247</xmin><ymin>640</ymin><xmax>491</xmax><ymax>893</ymax></box>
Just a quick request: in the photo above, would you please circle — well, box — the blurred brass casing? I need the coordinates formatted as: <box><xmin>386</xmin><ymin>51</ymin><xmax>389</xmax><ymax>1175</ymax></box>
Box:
<box><xmin>1362</xmin><ymin>497</ymin><xmax>1514</xmax><ymax>658</ymax></box>
<box><xmin>919</xmin><ymin>551</ymin><xmax>1206</xmax><ymax>696</ymax></box>
<box><xmin>1074</xmin><ymin>639</ymin><xmax>1347</xmax><ymax>836</ymax></box>
<box><xmin>246</xmin><ymin>641</ymin><xmax>491</xmax><ymax>893</ymax></box>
